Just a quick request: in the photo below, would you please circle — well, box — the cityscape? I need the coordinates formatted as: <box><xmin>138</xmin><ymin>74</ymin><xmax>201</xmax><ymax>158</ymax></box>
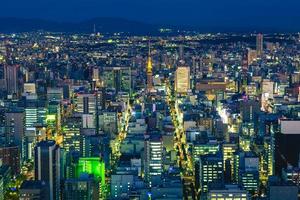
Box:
<box><xmin>0</xmin><ymin>1</ymin><xmax>300</xmax><ymax>200</ymax></box>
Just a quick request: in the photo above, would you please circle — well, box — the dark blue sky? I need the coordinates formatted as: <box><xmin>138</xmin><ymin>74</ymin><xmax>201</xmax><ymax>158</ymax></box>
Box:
<box><xmin>2</xmin><ymin>0</ymin><xmax>300</xmax><ymax>30</ymax></box>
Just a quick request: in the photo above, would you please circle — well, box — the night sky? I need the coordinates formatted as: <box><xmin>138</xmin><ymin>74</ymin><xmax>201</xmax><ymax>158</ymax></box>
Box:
<box><xmin>2</xmin><ymin>0</ymin><xmax>300</xmax><ymax>30</ymax></box>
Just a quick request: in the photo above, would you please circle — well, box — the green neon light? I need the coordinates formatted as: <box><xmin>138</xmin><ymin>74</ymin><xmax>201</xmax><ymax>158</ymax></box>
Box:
<box><xmin>75</xmin><ymin>157</ymin><xmax>106</xmax><ymax>189</ymax></box>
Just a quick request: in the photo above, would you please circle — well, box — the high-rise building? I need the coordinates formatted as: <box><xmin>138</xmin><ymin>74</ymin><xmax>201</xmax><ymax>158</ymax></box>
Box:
<box><xmin>75</xmin><ymin>93</ymin><xmax>96</xmax><ymax>115</ymax></box>
<box><xmin>237</xmin><ymin>152</ymin><xmax>260</xmax><ymax>193</ymax></box>
<box><xmin>198</xmin><ymin>154</ymin><xmax>224</xmax><ymax>193</ymax></box>
<box><xmin>0</xmin><ymin>145</ymin><xmax>20</xmax><ymax>175</ymax></box>
<box><xmin>110</xmin><ymin>174</ymin><xmax>134</xmax><ymax>199</ymax></box>
<box><xmin>240</xmin><ymin>100</ymin><xmax>260</xmax><ymax>123</ymax></box>
<box><xmin>4</xmin><ymin>64</ymin><xmax>18</xmax><ymax>96</ymax></box>
<box><xmin>247</xmin><ymin>49</ymin><xmax>257</xmax><ymax>65</ymax></box>
<box><xmin>261</xmin><ymin>79</ymin><xmax>274</xmax><ymax>112</ymax></box>
<box><xmin>20</xmin><ymin>180</ymin><xmax>49</xmax><ymax>200</ymax></box>
<box><xmin>62</xmin><ymin>116</ymin><xmax>81</xmax><ymax>153</ymax></box>
<box><xmin>223</xmin><ymin>143</ymin><xmax>238</xmax><ymax>183</ymax></box>
<box><xmin>34</xmin><ymin>140</ymin><xmax>61</xmax><ymax>200</ymax></box>
<box><xmin>99</xmin><ymin>111</ymin><xmax>118</xmax><ymax>137</ymax></box>
<box><xmin>64</xmin><ymin>174</ymin><xmax>100</xmax><ymax>200</ymax></box>
<box><xmin>276</xmin><ymin>120</ymin><xmax>300</xmax><ymax>173</ymax></box>
<box><xmin>5</xmin><ymin>110</ymin><xmax>24</xmax><ymax>145</ymax></box>
<box><xmin>175</xmin><ymin>66</ymin><xmax>190</xmax><ymax>94</ymax></box>
<box><xmin>47</xmin><ymin>101</ymin><xmax>61</xmax><ymax>133</ymax></box>
<box><xmin>75</xmin><ymin>157</ymin><xmax>106</xmax><ymax>198</ymax></box>
<box><xmin>256</xmin><ymin>33</ymin><xmax>263</xmax><ymax>56</ymax></box>
<box><xmin>92</xmin><ymin>67</ymin><xmax>101</xmax><ymax>88</ymax></box>
<box><xmin>102</xmin><ymin>67</ymin><xmax>131</xmax><ymax>94</ymax></box>
<box><xmin>144</xmin><ymin>134</ymin><xmax>163</xmax><ymax>186</ymax></box>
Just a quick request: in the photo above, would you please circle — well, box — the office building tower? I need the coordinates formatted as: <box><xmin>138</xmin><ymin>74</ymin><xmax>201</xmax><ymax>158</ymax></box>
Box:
<box><xmin>0</xmin><ymin>145</ymin><xmax>20</xmax><ymax>175</ymax></box>
<box><xmin>144</xmin><ymin>134</ymin><xmax>163</xmax><ymax>186</ymax></box>
<box><xmin>92</xmin><ymin>67</ymin><xmax>101</xmax><ymax>88</ymax></box>
<box><xmin>199</xmin><ymin>154</ymin><xmax>224</xmax><ymax>193</ymax></box>
<box><xmin>276</xmin><ymin>120</ymin><xmax>300</xmax><ymax>173</ymax></box>
<box><xmin>261</xmin><ymin>79</ymin><xmax>274</xmax><ymax>112</ymax></box>
<box><xmin>34</xmin><ymin>140</ymin><xmax>61</xmax><ymax>200</ymax></box>
<box><xmin>82</xmin><ymin>114</ymin><xmax>95</xmax><ymax>129</ymax></box>
<box><xmin>240</xmin><ymin>100</ymin><xmax>260</xmax><ymax>123</ymax></box>
<box><xmin>179</xmin><ymin>44</ymin><xmax>184</xmax><ymax>60</ymax></box>
<box><xmin>64</xmin><ymin>174</ymin><xmax>100</xmax><ymax>200</ymax></box>
<box><xmin>47</xmin><ymin>101</ymin><xmax>61</xmax><ymax>133</ymax></box>
<box><xmin>20</xmin><ymin>180</ymin><xmax>49</xmax><ymax>200</ymax></box>
<box><xmin>175</xmin><ymin>66</ymin><xmax>190</xmax><ymax>94</ymax></box>
<box><xmin>75</xmin><ymin>157</ymin><xmax>106</xmax><ymax>197</ymax></box>
<box><xmin>110</xmin><ymin>174</ymin><xmax>134</xmax><ymax>199</ymax></box>
<box><xmin>62</xmin><ymin>116</ymin><xmax>81</xmax><ymax>153</ymax></box>
<box><xmin>102</xmin><ymin>67</ymin><xmax>131</xmax><ymax>94</ymax></box>
<box><xmin>80</xmin><ymin>134</ymin><xmax>102</xmax><ymax>158</ymax></box>
<box><xmin>223</xmin><ymin>143</ymin><xmax>238</xmax><ymax>183</ymax></box>
<box><xmin>256</xmin><ymin>33</ymin><xmax>263</xmax><ymax>56</ymax></box>
<box><xmin>262</xmin><ymin>136</ymin><xmax>274</xmax><ymax>177</ymax></box>
<box><xmin>4</xmin><ymin>64</ymin><xmax>18</xmax><ymax>96</ymax></box>
<box><xmin>237</xmin><ymin>153</ymin><xmax>260</xmax><ymax>193</ymax></box>
<box><xmin>5</xmin><ymin>109</ymin><xmax>24</xmax><ymax>145</ymax></box>
<box><xmin>99</xmin><ymin>111</ymin><xmax>118</xmax><ymax>137</ymax></box>
<box><xmin>76</xmin><ymin>93</ymin><xmax>96</xmax><ymax>115</ymax></box>
<box><xmin>247</xmin><ymin>49</ymin><xmax>257</xmax><ymax>65</ymax></box>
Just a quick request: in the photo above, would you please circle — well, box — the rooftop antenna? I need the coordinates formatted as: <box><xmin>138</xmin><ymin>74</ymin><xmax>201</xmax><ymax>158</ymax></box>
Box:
<box><xmin>148</xmin><ymin>39</ymin><xmax>151</xmax><ymax>56</ymax></box>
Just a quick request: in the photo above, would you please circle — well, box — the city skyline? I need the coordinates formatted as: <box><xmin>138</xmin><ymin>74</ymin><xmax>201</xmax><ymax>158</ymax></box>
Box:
<box><xmin>0</xmin><ymin>1</ymin><xmax>300</xmax><ymax>200</ymax></box>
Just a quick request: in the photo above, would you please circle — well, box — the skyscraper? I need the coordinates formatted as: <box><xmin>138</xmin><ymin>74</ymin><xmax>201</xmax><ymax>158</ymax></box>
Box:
<box><xmin>102</xmin><ymin>67</ymin><xmax>131</xmax><ymax>94</ymax></box>
<box><xmin>64</xmin><ymin>174</ymin><xmax>99</xmax><ymax>200</ymax></box>
<box><xmin>256</xmin><ymin>33</ymin><xmax>263</xmax><ymax>56</ymax></box>
<box><xmin>175</xmin><ymin>66</ymin><xmax>190</xmax><ymax>94</ymax></box>
<box><xmin>4</xmin><ymin>64</ymin><xmax>18</xmax><ymax>96</ymax></box>
<box><xmin>144</xmin><ymin>134</ymin><xmax>163</xmax><ymax>187</ymax></box>
<box><xmin>199</xmin><ymin>154</ymin><xmax>224</xmax><ymax>193</ymax></box>
<box><xmin>5</xmin><ymin>110</ymin><xmax>24</xmax><ymax>146</ymax></box>
<box><xmin>76</xmin><ymin>93</ymin><xmax>96</xmax><ymax>115</ymax></box>
<box><xmin>34</xmin><ymin>140</ymin><xmax>61</xmax><ymax>200</ymax></box>
<box><xmin>276</xmin><ymin>120</ymin><xmax>300</xmax><ymax>173</ymax></box>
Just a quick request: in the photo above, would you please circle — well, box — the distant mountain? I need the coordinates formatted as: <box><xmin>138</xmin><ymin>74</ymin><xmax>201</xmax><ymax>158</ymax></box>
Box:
<box><xmin>0</xmin><ymin>17</ymin><xmax>174</xmax><ymax>34</ymax></box>
<box><xmin>0</xmin><ymin>17</ymin><xmax>299</xmax><ymax>34</ymax></box>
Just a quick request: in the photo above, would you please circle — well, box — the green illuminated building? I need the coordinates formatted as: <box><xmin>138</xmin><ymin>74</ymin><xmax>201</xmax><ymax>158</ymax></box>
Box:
<box><xmin>75</xmin><ymin>157</ymin><xmax>106</xmax><ymax>197</ymax></box>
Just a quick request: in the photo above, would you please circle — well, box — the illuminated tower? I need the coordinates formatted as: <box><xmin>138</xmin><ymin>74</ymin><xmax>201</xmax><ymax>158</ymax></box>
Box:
<box><xmin>146</xmin><ymin>42</ymin><xmax>153</xmax><ymax>92</ymax></box>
